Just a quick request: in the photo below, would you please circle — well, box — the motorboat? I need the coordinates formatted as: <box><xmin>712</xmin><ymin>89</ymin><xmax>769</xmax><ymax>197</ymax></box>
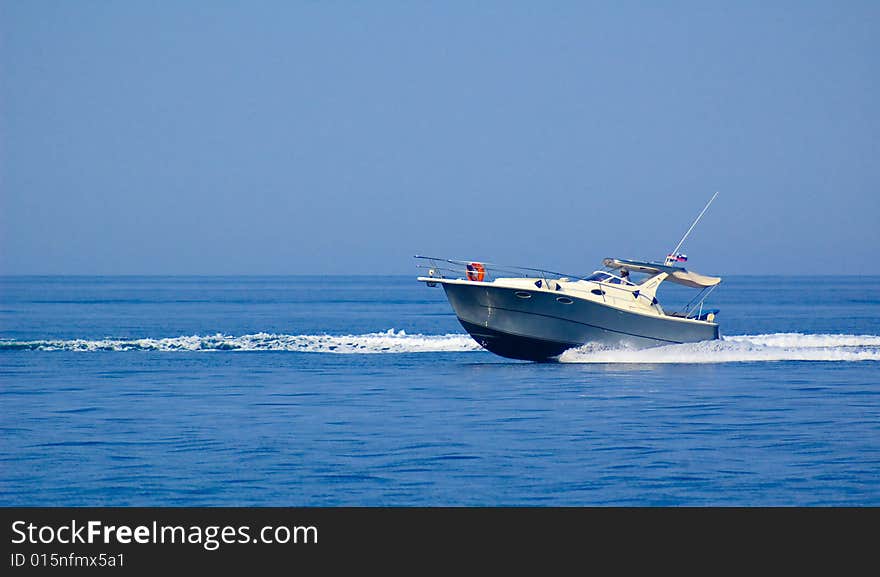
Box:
<box><xmin>416</xmin><ymin>194</ymin><xmax>723</xmax><ymax>361</ymax></box>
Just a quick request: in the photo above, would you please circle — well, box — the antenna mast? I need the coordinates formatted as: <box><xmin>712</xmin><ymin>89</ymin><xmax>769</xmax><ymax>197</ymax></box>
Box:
<box><xmin>665</xmin><ymin>191</ymin><xmax>718</xmax><ymax>265</ymax></box>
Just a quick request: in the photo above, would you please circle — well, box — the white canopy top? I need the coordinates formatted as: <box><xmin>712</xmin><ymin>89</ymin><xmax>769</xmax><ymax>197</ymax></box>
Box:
<box><xmin>602</xmin><ymin>258</ymin><xmax>722</xmax><ymax>289</ymax></box>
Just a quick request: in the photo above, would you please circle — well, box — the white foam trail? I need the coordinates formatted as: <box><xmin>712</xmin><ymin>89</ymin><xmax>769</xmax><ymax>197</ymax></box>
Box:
<box><xmin>0</xmin><ymin>329</ymin><xmax>483</xmax><ymax>354</ymax></box>
<box><xmin>723</xmin><ymin>333</ymin><xmax>880</xmax><ymax>348</ymax></box>
<box><xmin>559</xmin><ymin>333</ymin><xmax>880</xmax><ymax>364</ymax></box>
<box><xmin>5</xmin><ymin>331</ymin><xmax>879</xmax><ymax>362</ymax></box>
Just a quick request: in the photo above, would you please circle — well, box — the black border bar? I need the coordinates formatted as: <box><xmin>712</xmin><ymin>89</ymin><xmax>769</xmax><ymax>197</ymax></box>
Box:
<box><xmin>1</xmin><ymin>507</ymin><xmax>875</xmax><ymax>572</ymax></box>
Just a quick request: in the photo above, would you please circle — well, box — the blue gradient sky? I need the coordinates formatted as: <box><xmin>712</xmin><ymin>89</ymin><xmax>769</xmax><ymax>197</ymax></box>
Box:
<box><xmin>2</xmin><ymin>1</ymin><xmax>877</xmax><ymax>275</ymax></box>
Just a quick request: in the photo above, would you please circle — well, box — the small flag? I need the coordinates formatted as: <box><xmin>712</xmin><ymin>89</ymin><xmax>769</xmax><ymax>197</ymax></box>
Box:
<box><xmin>666</xmin><ymin>253</ymin><xmax>688</xmax><ymax>263</ymax></box>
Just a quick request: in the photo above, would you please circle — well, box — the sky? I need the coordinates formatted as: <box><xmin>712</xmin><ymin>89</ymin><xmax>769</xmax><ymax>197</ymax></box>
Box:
<box><xmin>1</xmin><ymin>1</ymin><xmax>877</xmax><ymax>275</ymax></box>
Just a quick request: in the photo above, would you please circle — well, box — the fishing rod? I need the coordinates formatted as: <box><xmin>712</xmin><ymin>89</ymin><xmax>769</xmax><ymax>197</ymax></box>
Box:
<box><xmin>665</xmin><ymin>191</ymin><xmax>719</xmax><ymax>265</ymax></box>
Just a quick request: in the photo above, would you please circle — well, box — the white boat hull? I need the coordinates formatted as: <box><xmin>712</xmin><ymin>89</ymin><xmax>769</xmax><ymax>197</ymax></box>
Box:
<box><xmin>439</xmin><ymin>281</ymin><xmax>719</xmax><ymax>361</ymax></box>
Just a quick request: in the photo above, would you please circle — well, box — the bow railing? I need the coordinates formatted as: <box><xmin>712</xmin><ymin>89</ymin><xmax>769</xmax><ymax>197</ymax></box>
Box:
<box><xmin>415</xmin><ymin>255</ymin><xmax>589</xmax><ymax>285</ymax></box>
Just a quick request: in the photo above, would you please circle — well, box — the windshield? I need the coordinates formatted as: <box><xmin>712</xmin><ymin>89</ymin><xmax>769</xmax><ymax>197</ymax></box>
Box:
<box><xmin>584</xmin><ymin>272</ymin><xmax>612</xmax><ymax>282</ymax></box>
<box><xmin>584</xmin><ymin>271</ymin><xmax>636</xmax><ymax>286</ymax></box>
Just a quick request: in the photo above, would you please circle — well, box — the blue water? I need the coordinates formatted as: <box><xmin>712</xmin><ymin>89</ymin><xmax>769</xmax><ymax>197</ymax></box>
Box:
<box><xmin>1</xmin><ymin>275</ymin><xmax>879</xmax><ymax>506</ymax></box>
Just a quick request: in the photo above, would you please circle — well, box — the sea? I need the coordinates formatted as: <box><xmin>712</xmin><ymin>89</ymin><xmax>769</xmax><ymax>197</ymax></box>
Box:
<box><xmin>1</xmin><ymin>275</ymin><xmax>878</xmax><ymax>506</ymax></box>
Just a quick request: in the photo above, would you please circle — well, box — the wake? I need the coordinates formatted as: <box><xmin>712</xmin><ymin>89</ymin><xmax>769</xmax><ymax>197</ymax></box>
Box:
<box><xmin>2</xmin><ymin>331</ymin><xmax>878</xmax><ymax>362</ymax></box>
<box><xmin>0</xmin><ymin>329</ymin><xmax>482</xmax><ymax>354</ymax></box>
<box><xmin>559</xmin><ymin>333</ymin><xmax>880</xmax><ymax>363</ymax></box>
